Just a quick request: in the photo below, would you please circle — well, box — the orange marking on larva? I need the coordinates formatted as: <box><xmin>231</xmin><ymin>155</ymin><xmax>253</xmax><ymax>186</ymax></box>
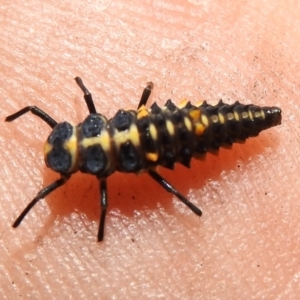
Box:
<box><xmin>137</xmin><ymin>105</ymin><xmax>146</xmax><ymax>111</ymax></box>
<box><xmin>137</xmin><ymin>108</ymin><xmax>149</xmax><ymax>119</ymax></box>
<box><xmin>189</xmin><ymin>109</ymin><xmax>201</xmax><ymax>121</ymax></box>
<box><xmin>195</xmin><ymin>123</ymin><xmax>206</xmax><ymax>135</ymax></box>
<box><xmin>146</xmin><ymin>152</ymin><xmax>158</xmax><ymax>162</ymax></box>
<box><xmin>179</xmin><ymin>99</ymin><xmax>189</xmax><ymax>108</ymax></box>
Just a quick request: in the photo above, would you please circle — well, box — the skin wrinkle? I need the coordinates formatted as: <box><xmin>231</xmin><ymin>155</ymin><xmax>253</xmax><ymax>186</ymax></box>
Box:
<box><xmin>0</xmin><ymin>0</ymin><xmax>299</xmax><ymax>299</ymax></box>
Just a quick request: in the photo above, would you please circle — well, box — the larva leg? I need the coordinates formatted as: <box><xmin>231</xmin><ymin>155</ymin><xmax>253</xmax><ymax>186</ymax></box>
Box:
<box><xmin>137</xmin><ymin>82</ymin><xmax>153</xmax><ymax>109</ymax></box>
<box><xmin>5</xmin><ymin>106</ymin><xmax>57</xmax><ymax>128</ymax></box>
<box><xmin>97</xmin><ymin>179</ymin><xmax>108</xmax><ymax>242</ymax></box>
<box><xmin>75</xmin><ymin>77</ymin><xmax>97</xmax><ymax>114</ymax></box>
<box><xmin>148</xmin><ymin>170</ymin><xmax>202</xmax><ymax>217</ymax></box>
<box><xmin>12</xmin><ymin>175</ymin><xmax>70</xmax><ymax>228</ymax></box>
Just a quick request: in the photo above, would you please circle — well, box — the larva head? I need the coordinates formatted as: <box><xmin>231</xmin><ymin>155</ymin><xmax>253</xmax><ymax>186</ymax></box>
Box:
<box><xmin>44</xmin><ymin>122</ymin><xmax>78</xmax><ymax>174</ymax></box>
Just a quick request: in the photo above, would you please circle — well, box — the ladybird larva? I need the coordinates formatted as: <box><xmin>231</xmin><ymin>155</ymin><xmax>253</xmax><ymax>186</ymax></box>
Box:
<box><xmin>5</xmin><ymin>78</ymin><xmax>281</xmax><ymax>241</ymax></box>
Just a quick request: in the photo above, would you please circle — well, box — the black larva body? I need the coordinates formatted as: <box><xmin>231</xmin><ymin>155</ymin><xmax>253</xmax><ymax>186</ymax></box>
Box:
<box><xmin>5</xmin><ymin>78</ymin><xmax>282</xmax><ymax>241</ymax></box>
<box><xmin>46</xmin><ymin>100</ymin><xmax>281</xmax><ymax>176</ymax></box>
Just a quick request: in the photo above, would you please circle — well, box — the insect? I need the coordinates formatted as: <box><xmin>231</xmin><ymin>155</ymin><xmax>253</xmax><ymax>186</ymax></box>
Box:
<box><xmin>5</xmin><ymin>77</ymin><xmax>282</xmax><ymax>241</ymax></box>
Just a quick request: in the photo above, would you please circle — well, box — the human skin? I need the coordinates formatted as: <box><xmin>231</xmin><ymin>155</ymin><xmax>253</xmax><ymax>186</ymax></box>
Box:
<box><xmin>0</xmin><ymin>0</ymin><xmax>299</xmax><ymax>299</ymax></box>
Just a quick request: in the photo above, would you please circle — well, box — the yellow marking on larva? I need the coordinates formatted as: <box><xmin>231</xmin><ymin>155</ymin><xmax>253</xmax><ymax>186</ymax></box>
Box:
<box><xmin>211</xmin><ymin>115</ymin><xmax>219</xmax><ymax>123</ymax></box>
<box><xmin>195</xmin><ymin>101</ymin><xmax>204</xmax><ymax>107</ymax></box>
<box><xmin>81</xmin><ymin>136</ymin><xmax>101</xmax><ymax>148</ymax></box>
<box><xmin>184</xmin><ymin>117</ymin><xmax>192</xmax><ymax>131</ymax></box>
<box><xmin>137</xmin><ymin>108</ymin><xmax>149</xmax><ymax>119</ymax></box>
<box><xmin>178</xmin><ymin>99</ymin><xmax>188</xmax><ymax>109</ymax></box>
<box><xmin>195</xmin><ymin>123</ymin><xmax>206</xmax><ymax>135</ymax></box>
<box><xmin>81</xmin><ymin>131</ymin><xmax>111</xmax><ymax>152</ymax></box>
<box><xmin>146</xmin><ymin>152</ymin><xmax>158</xmax><ymax>162</ymax></box>
<box><xmin>227</xmin><ymin>112</ymin><xmax>234</xmax><ymax>120</ymax></box>
<box><xmin>64</xmin><ymin>135</ymin><xmax>77</xmax><ymax>153</ymax></box>
<box><xmin>234</xmin><ymin>112</ymin><xmax>240</xmax><ymax>121</ymax></box>
<box><xmin>99</xmin><ymin>132</ymin><xmax>111</xmax><ymax>151</ymax></box>
<box><xmin>189</xmin><ymin>109</ymin><xmax>201</xmax><ymax>121</ymax></box>
<box><xmin>201</xmin><ymin>115</ymin><xmax>209</xmax><ymax>126</ymax></box>
<box><xmin>114</xmin><ymin>131</ymin><xmax>128</xmax><ymax>146</ymax></box>
<box><xmin>242</xmin><ymin>112</ymin><xmax>248</xmax><ymax>119</ymax></box>
<box><xmin>128</xmin><ymin>124</ymin><xmax>140</xmax><ymax>147</ymax></box>
<box><xmin>218</xmin><ymin>113</ymin><xmax>225</xmax><ymax>124</ymax></box>
<box><xmin>254</xmin><ymin>111</ymin><xmax>261</xmax><ymax>118</ymax></box>
<box><xmin>166</xmin><ymin>120</ymin><xmax>175</xmax><ymax>136</ymax></box>
<box><xmin>248</xmin><ymin>111</ymin><xmax>253</xmax><ymax>120</ymax></box>
<box><xmin>63</xmin><ymin>130</ymin><xmax>78</xmax><ymax>170</ymax></box>
<box><xmin>149</xmin><ymin>123</ymin><xmax>157</xmax><ymax>140</ymax></box>
<box><xmin>261</xmin><ymin>109</ymin><xmax>265</xmax><ymax>119</ymax></box>
<box><xmin>137</xmin><ymin>105</ymin><xmax>146</xmax><ymax>111</ymax></box>
<box><xmin>114</xmin><ymin>124</ymin><xmax>140</xmax><ymax>147</ymax></box>
<box><xmin>44</xmin><ymin>142</ymin><xmax>53</xmax><ymax>156</ymax></box>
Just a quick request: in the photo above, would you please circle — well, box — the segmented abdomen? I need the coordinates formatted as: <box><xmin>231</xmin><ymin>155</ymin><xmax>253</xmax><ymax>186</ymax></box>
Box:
<box><xmin>75</xmin><ymin>99</ymin><xmax>281</xmax><ymax>177</ymax></box>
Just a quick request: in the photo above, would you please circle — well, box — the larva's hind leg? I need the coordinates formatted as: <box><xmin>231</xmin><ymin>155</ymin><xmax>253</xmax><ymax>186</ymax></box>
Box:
<box><xmin>148</xmin><ymin>170</ymin><xmax>202</xmax><ymax>217</ymax></box>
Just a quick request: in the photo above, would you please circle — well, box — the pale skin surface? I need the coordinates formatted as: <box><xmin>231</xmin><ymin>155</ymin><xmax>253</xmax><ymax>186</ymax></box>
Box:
<box><xmin>0</xmin><ymin>0</ymin><xmax>299</xmax><ymax>299</ymax></box>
